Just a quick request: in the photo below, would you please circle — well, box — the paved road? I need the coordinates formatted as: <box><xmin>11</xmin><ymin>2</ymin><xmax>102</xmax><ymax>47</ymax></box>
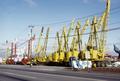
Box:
<box><xmin>0</xmin><ymin>65</ymin><xmax>120</xmax><ymax>81</ymax></box>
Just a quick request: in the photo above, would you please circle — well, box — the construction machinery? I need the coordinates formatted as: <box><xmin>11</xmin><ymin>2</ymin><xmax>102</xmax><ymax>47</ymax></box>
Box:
<box><xmin>63</xmin><ymin>20</ymin><xmax>75</xmax><ymax>65</ymax></box>
<box><xmin>33</xmin><ymin>27</ymin><xmax>44</xmax><ymax>64</ymax></box>
<box><xmin>35</xmin><ymin>27</ymin><xmax>44</xmax><ymax>54</ymax></box>
<box><xmin>21</xmin><ymin>34</ymin><xmax>35</xmax><ymax>65</ymax></box>
<box><xmin>83</xmin><ymin>0</ymin><xmax>111</xmax><ymax>67</ymax></box>
<box><xmin>51</xmin><ymin>28</ymin><xmax>65</xmax><ymax>65</ymax></box>
<box><xmin>63</xmin><ymin>0</ymin><xmax>110</xmax><ymax>67</ymax></box>
<box><xmin>114</xmin><ymin>44</ymin><xmax>120</xmax><ymax>60</ymax></box>
<box><xmin>40</xmin><ymin>27</ymin><xmax>50</xmax><ymax>63</ymax></box>
<box><xmin>21</xmin><ymin>40</ymin><xmax>32</xmax><ymax>65</ymax></box>
<box><xmin>21</xmin><ymin>27</ymin><xmax>50</xmax><ymax>65</ymax></box>
<box><xmin>56</xmin><ymin>32</ymin><xmax>65</xmax><ymax>63</ymax></box>
<box><xmin>6</xmin><ymin>42</ymin><xmax>17</xmax><ymax>64</ymax></box>
<box><xmin>34</xmin><ymin>27</ymin><xmax>50</xmax><ymax>64</ymax></box>
<box><xmin>42</xmin><ymin>0</ymin><xmax>109</xmax><ymax>67</ymax></box>
<box><xmin>47</xmin><ymin>19</ymin><xmax>75</xmax><ymax>66</ymax></box>
<box><xmin>76</xmin><ymin>19</ymin><xmax>90</xmax><ymax>60</ymax></box>
<box><xmin>8</xmin><ymin>0</ymin><xmax>111</xmax><ymax>68</ymax></box>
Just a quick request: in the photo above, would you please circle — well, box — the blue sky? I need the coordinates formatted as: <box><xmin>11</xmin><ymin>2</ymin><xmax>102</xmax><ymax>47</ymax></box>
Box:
<box><xmin>0</xmin><ymin>0</ymin><xmax>120</xmax><ymax>56</ymax></box>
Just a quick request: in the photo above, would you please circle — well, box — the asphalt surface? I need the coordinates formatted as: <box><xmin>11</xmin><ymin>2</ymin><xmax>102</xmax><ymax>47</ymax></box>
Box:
<box><xmin>0</xmin><ymin>65</ymin><xmax>120</xmax><ymax>81</ymax></box>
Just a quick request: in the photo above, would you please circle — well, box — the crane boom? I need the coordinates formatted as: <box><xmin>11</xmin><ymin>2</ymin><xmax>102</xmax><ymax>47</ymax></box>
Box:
<box><xmin>43</xmin><ymin>27</ymin><xmax>50</xmax><ymax>56</ymax></box>
<box><xmin>35</xmin><ymin>27</ymin><xmax>44</xmax><ymax>54</ymax></box>
<box><xmin>64</xmin><ymin>19</ymin><xmax>75</xmax><ymax>51</ymax></box>
<box><xmin>57</xmin><ymin>32</ymin><xmax>61</xmax><ymax>52</ymax></box>
<box><xmin>63</xmin><ymin>26</ymin><xmax>68</xmax><ymax>51</ymax></box>
<box><xmin>77</xmin><ymin>19</ymin><xmax>89</xmax><ymax>52</ymax></box>
<box><xmin>99</xmin><ymin>0</ymin><xmax>110</xmax><ymax>53</ymax></box>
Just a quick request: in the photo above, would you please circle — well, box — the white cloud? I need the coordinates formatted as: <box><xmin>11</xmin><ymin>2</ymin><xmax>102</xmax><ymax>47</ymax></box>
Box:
<box><xmin>24</xmin><ymin>0</ymin><xmax>37</xmax><ymax>7</ymax></box>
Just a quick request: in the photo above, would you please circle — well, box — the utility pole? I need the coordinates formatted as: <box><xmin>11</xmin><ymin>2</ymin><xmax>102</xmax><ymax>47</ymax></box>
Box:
<box><xmin>28</xmin><ymin>25</ymin><xmax>34</xmax><ymax>59</ymax></box>
<box><xmin>14</xmin><ymin>43</ymin><xmax>17</xmax><ymax>56</ymax></box>
<box><xmin>11</xmin><ymin>42</ymin><xmax>13</xmax><ymax>56</ymax></box>
<box><xmin>5</xmin><ymin>40</ymin><xmax>8</xmax><ymax>60</ymax></box>
<box><xmin>28</xmin><ymin>40</ymin><xmax>31</xmax><ymax>59</ymax></box>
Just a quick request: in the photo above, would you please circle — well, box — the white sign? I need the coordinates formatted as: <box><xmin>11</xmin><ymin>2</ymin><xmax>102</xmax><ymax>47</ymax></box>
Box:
<box><xmin>85</xmin><ymin>51</ymin><xmax>90</xmax><ymax>59</ymax></box>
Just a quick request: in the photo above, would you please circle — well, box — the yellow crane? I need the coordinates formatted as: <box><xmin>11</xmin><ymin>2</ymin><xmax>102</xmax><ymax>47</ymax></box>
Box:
<box><xmin>70</xmin><ymin>24</ymin><xmax>78</xmax><ymax>51</ymax></box>
<box><xmin>41</xmin><ymin>27</ymin><xmax>50</xmax><ymax>62</ymax></box>
<box><xmin>86</xmin><ymin>0</ymin><xmax>110</xmax><ymax>67</ymax></box>
<box><xmin>52</xmin><ymin>19</ymin><xmax>75</xmax><ymax>65</ymax></box>
<box><xmin>34</xmin><ymin>27</ymin><xmax>50</xmax><ymax>64</ymax></box>
<box><xmin>35</xmin><ymin>27</ymin><xmax>44</xmax><ymax>54</ymax></box>
<box><xmin>57</xmin><ymin>32</ymin><xmax>65</xmax><ymax>63</ymax></box>
<box><xmin>52</xmin><ymin>28</ymin><xmax>64</xmax><ymax>64</ymax></box>
<box><xmin>63</xmin><ymin>20</ymin><xmax>75</xmax><ymax>65</ymax></box>
<box><xmin>33</xmin><ymin>27</ymin><xmax>44</xmax><ymax>64</ymax></box>
<box><xmin>63</xmin><ymin>19</ymin><xmax>75</xmax><ymax>51</ymax></box>
<box><xmin>99</xmin><ymin>0</ymin><xmax>110</xmax><ymax>54</ymax></box>
<box><xmin>75</xmin><ymin>19</ymin><xmax>89</xmax><ymax>60</ymax></box>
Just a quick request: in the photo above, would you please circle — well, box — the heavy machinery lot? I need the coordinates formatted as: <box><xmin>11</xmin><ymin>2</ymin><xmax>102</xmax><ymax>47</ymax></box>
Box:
<box><xmin>1</xmin><ymin>0</ymin><xmax>120</xmax><ymax>81</ymax></box>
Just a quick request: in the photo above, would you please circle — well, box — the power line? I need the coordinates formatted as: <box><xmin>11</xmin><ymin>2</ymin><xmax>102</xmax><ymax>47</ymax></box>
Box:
<box><xmin>32</xmin><ymin>10</ymin><xmax>120</xmax><ymax>35</ymax></box>
<box><xmin>12</xmin><ymin>16</ymin><xmax>120</xmax><ymax>47</ymax></box>
<box><xmin>16</xmin><ymin>26</ymin><xmax>120</xmax><ymax>48</ymax></box>
<box><xmin>5</xmin><ymin>6</ymin><xmax>120</xmax><ymax>47</ymax></box>
<box><xmin>31</xmin><ymin>6</ymin><xmax>120</xmax><ymax>27</ymax></box>
<box><xmin>4</xmin><ymin>20</ymin><xmax>120</xmax><ymax>48</ymax></box>
<box><xmin>30</xmin><ymin>7</ymin><xmax>120</xmax><ymax>35</ymax></box>
<box><xmin>17</xmin><ymin>40</ymin><xmax>28</xmax><ymax>48</ymax></box>
<box><xmin>108</xmin><ymin>26</ymin><xmax>120</xmax><ymax>31</ymax></box>
<box><xmin>14</xmin><ymin>6</ymin><xmax>120</xmax><ymax>38</ymax></box>
<box><xmin>109</xmin><ymin>21</ymin><xmax>120</xmax><ymax>26</ymax></box>
<box><xmin>49</xmin><ymin>26</ymin><xmax>120</xmax><ymax>38</ymax></box>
